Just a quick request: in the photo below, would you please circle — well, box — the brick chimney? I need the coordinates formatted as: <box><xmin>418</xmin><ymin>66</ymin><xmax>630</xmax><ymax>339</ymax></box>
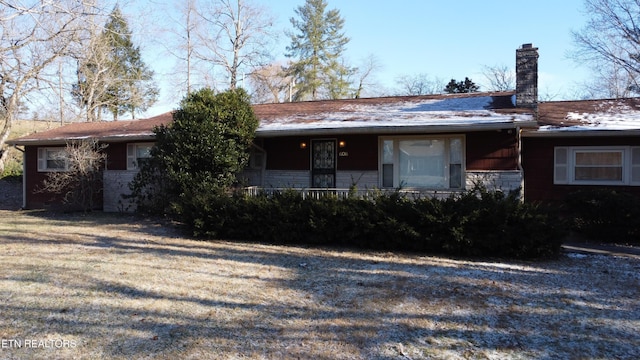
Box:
<box><xmin>516</xmin><ymin>43</ymin><xmax>538</xmax><ymax>108</ymax></box>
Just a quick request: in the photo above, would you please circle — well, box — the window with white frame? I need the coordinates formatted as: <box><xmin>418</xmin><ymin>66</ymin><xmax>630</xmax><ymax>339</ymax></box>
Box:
<box><xmin>554</xmin><ymin>146</ymin><xmax>640</xmax><ymax>185</ymax></box>
<box><xmin>126</xmin><ymin>143</ymin><xmax>153</xmax><ymax>170</ymax></box>
<box><xmin>37</xmin><ymin>147</ymin><xmax>68</xmax><ymax>172</ymax></box>
<box><xmin>380</xmin><ymin>136</ymin><xmax>464</xmax><ymax>189</ymax></box>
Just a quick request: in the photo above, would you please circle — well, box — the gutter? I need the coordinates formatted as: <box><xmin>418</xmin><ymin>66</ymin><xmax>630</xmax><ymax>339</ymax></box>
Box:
<box><xmin>6</xmin><ymin>134</ymin><xmax>156</xmax><ymax>147</ymax></box>
<box><xmin>256</xmin><ymin>121</ymin><xmax>539</xmax><ymax>138</ymax></box>
<box><xmin>521</xmin><ymin>129</ymin><xmax>640</xmax><ymax>138</ymax></box>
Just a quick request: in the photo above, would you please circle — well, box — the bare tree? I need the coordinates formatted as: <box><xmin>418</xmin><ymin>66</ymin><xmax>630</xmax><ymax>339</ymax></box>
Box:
<box><xmin>572</xmin><ymin>0</ymin><xmax>640</xmax><ymax>96</ymax></box>
<box><xmin>394</xmin><ymin>73</ymin><xmax>445</xmax><ymax>95</ymax></box>
<box><xmin>578</xmin><ymin>61</ymin><xmax>638</xmax><ymax>99</ymax></box>
<box><xmin>71</xmin><ymin>19</ymin><xmax>117</xmax><ymax>122</ymax></box>
<box><xmin>156</xmin><ymin>0</ymin><xmax>207</xmax><ymax>98</ymax></box>
<box><xmin>197</xmin><ymin>0</ymin><xmax>277</xmax><ymax>90</ymax></box>
<box><xmin>247</xmin><ymin>62</ymin><xmax>292</xmax><ymax>103</ymax></box>
<box><xmin>37</xmin><ymin>139</ymin><xmax>107</xmax><ymax>211</ymax></box>
<box><xmin>482</xmin><ymin>64</ymin><xmax>515</xmax><ymax>92</ymax></box>
<box><xmin>352</xmin><ymin>54</ymin><xmax>382</xmax><ymax>99</ymax></box>
<box><xmin>0</xmin><ymin>0</ymin><xmax>100</xmax><ymax>173</ymax></box>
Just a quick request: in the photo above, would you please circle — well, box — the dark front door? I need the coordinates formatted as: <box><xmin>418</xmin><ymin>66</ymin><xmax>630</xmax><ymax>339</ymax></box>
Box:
<box><xmin>311</xmin><ymin>139</ymin><xmax>336</xmax><ymax>188</ymax></box>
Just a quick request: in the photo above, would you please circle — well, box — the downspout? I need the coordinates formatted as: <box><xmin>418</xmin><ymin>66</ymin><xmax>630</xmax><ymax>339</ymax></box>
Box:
<box><xmin>516</xmin><ymin>127</ymin><xmax>524</xmax><ymax>202</ymax></box>
<box><xmin>12</xmin><ymin>145</ymin><xmax>26</xmax><ymax>209</ymax></box>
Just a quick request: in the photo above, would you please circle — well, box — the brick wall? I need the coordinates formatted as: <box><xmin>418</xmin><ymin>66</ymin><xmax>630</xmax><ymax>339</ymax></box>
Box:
<box><xmin>516</xmin><ymin>43</ymin><xmax>539</xmax><ymax>108</ymax></box>
<box><xmin>262</xmin><ymin>170</ymin><xmax>311</xmax><ymax>188</ymax></box>
<box><xmin>466</xmin><ymin>170</ymin><xmax>523</xmax><ymax>194</ymax></box>
<box><xmin>103</xmin><ymin>170</ymin><xmax>137</xmax><ymax>212</ymax></box>
<box><xmin>335</xmin><ymin>171</ymin><xmax>378</xmax><ymax>189</ymax></box>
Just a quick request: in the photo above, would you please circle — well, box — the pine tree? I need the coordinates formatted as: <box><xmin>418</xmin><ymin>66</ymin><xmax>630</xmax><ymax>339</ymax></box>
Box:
<box><xmin>102</xmin><ymin>7</ymin><xmax>158</xmax><ymax>119</ymax></box>
<box><xmin>286</xmin><ymin>0</ymin><xmax>353</xmax><ymax>101</ymax></box>
<box><xmin>75</xmin><ymin>6</ymin><xmax>158</xmax><ymax>120</ymax></box>
<box><xmin>444</xmin><ymin>77</ymin><xmax>480</xmax><ymax>94</ymax></box>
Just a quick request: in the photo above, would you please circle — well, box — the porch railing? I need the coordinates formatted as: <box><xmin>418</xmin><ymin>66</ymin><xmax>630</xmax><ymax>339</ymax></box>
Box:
<box><xmin>242</xmin><ymin>186</ymin><xmax>460</xmax><ymax>200</ymax></box>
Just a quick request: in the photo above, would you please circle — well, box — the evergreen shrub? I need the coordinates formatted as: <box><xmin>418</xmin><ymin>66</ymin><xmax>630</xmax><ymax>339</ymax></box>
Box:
<box><xmin>185</xmin><ymin>186</ymin><xmax>565</xmax><ymax>259</ymax></box>
<box><xmin>565</xmin><ymin>189</ymin><xmax>640</xmax><ymax>244</ymax></box>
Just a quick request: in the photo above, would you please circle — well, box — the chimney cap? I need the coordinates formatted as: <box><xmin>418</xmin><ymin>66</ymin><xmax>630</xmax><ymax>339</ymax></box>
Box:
<box><xmin>521</xmin><ymin>43</ymin><xmax>534</xmax><ymax>49</ymax></box>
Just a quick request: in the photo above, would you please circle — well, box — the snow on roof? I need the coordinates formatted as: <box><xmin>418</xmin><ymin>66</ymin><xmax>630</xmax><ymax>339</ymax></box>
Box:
<box><xmin>535</xmin><ymin>99</ymin><xmax>640</xmax><ymax>133</ymax></box>
<box><xmin>255</xmin><ymin>95</ymin><xmax>534</xmax><ymax>135</ymax></box>
<box><xmin>9</xmin><ymin>93</ymin><xmax>535</xmax><ymax>145</ymax></box>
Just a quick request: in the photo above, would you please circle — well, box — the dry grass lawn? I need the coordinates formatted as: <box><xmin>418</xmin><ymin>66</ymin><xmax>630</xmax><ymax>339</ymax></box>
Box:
<box><xmin>0</xmin><ymin>209</ymin><xmax>638</xmax><ymax>359</ymax></box>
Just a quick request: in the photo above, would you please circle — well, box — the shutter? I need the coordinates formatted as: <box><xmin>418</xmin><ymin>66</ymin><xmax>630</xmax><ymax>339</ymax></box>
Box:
<box><xmin>554</xmin><ymin>147</ymin><xmax>569</xmax><ymax>184</ymax></box>
<box><xmin>632</xmin><ymin>147</ymin><xmax>640</xmax><ymax>184</ymax></box>
<box><xmin>127</xmin><ymin>144</ymin><xmax>136</xmax><ymax>170</ymax></box>
<box><xmin>37</xmin><ymin>148</ymin><xmax>46</xmax><ymax>172</ymax></box>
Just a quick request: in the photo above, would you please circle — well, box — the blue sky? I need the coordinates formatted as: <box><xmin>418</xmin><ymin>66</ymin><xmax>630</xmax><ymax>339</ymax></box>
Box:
<box><xmin>142</xmin><ymin>0</ymin><xmax>591</xmax><ymax>116</ymax></box>
<box><xmin>264</xmin><ymin>0</ymin><xmax>590</xmax><ymax>96</ymax></box>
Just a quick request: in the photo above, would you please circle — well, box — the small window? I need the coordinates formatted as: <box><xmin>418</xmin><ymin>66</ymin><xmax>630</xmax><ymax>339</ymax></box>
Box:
<box><xmin>127</xmin><ymin>143</ymin><xmax>153</xmax><ymax>170</ymax></box>
<box><xmin>37</xmin><ymin>148</ymin><xmax>68</xmax><ymax>172</ymax></box>
<box><xmin>554</xmin><ymin>146</ymin><xmax>640</xmax><ymax>186</ymax></box>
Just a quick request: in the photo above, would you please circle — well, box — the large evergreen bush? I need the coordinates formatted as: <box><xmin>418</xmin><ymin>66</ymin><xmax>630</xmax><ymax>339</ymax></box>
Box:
<box><xmin>130</xmin><ymin>88</ymin><xmax>258</xmax><ymax>217</ymax></box>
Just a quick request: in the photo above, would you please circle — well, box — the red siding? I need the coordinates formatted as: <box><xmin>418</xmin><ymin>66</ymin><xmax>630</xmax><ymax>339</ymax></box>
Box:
<box><xmin>264</xmin><ymin>135</ymin><xmax>378</xmax><ymax>171</ymax></box>
<box><xmin>106</xmin><ymin>142</ymin><xmax>128</xmax><ymax>170</ymax></box>
<box><xmin>24</xmin><ymin>141</ymin><xmax>132</xmax><ymax>209</ymax></box>
<box><xmin>466</xmin><ymin>131</ymin><xmax>519</xmax><ymax>170</ymax></box>
<box><xmin>24</xmin><ymin>146</ymin><xmax>66</xmax><ymax>209</ymax></box>
<box><xmin>335</xmin><ymin>135</ymin><xmax>378</xmax><ymax>171</ymax></box>
<box><xmin>264</xmin><ymin>132</ymin><xmax>519</xmax><ymax>172</ymax></box>
<box><xmin>522</xmin><ymin>136</ymin><xmax>640</xmax><ymax>203</ymax></box>
<box><xmin>264</xmin><ymin>137</ymin><xmax>309</xmax><ymax>170</ymax></box>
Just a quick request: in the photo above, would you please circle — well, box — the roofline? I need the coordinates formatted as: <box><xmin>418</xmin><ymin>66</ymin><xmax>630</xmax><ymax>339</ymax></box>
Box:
<box><xmin>6</xmin><ymin>134</ymin><xmax>156</xmax><ymax>146</ymax></box>
<box><xmin>255</xmin><ymin>121</ymin><xmax>539</xmax><ymax>137</ymax></box>
<box><xmin>522</xmin><ymin>129</ymin><xmax>640</xmax><ymax>138</ymax></box>
<box><xmin>8</xmin><ymin>121</ymin><xmax>539</xmax><ymax>145</ymax></box>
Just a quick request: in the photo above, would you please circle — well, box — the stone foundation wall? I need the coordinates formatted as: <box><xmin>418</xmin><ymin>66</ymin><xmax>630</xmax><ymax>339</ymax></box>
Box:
<box><xmin>465</xmin><ymin>170</ymin><xmax>523</xmax><ymax>194</ymax></box>
<box><xmin>103</xmin><ymin>170</ymin><xmax>137</xmax><ymax>212</ymax></box>
<box><xmin>0</xmin><ymin>178</ymin><xmax>23</xmax><ymax>210</ymax></box>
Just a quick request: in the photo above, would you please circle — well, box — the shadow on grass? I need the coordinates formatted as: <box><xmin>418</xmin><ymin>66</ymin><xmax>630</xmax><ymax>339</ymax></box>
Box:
<box><xmin>1</xmin><ymin>210</ymin><xmax>639</xmax><ymax>359</ymax></box>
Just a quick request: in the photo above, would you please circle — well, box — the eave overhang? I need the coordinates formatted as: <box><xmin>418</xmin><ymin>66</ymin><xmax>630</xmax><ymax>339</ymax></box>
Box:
<box><xmin>256</xmin><ymin>120</ymin><xmax>539</xmax><ymax>138</ymax></box>
<box><xmin>522</xmin><ymin>129</ymin><xmax>640</xmax><ymax>138</ymax></box>
<box><xmin>6</xmin><ymin>133</ymin><xmax>156</xmax><ymax>146</ymax></box>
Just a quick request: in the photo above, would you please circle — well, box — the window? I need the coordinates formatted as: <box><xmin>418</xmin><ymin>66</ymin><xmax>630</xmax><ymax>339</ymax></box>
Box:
<box><xmin>127</xmin><ymin>143</ymin><xmax>153</xmax><ymax>170</ymax></box>
<box><xmin>248</xmin><ymin>151</ymin><xmax>265</xmax><ymax>170</ymax></box>
<box><xmin>380</xmin><ymin>136</ymin><xmax>464</xmax><ymax>189</ymax></box>
<box><xmin>37</xmin><ymin>147</ymin><xmax>68</xmax><ymax>172</ymax></box>
<box><xmin>554</xmin><ymin>146</ymin><xmax>640</xmax><ymax>185</ymax></box>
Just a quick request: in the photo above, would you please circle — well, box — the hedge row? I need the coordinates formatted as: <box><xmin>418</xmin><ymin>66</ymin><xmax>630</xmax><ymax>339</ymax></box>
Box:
<box><xmin>179</xmin><ymin>187</ymin><xmax>565</xmax><ymax>259</ymax></box>
<box><xmin>565</xmin><ymin>189</ymin><xmax>640</xmax><ymax>244</ymax></box>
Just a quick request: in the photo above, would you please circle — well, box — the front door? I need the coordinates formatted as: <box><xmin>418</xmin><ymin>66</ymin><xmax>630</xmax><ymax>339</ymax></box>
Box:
<box><xmin>311</xmin><ymin>139</ymin><xmax>336</xmax><ymax>188</ymax></box>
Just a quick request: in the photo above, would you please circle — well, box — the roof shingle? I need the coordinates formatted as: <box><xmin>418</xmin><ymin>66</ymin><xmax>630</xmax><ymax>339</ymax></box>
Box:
<box><xmin>5</xmin><ymin>91</ymin><xmax>561</xmax><ymax>145</ymax></box>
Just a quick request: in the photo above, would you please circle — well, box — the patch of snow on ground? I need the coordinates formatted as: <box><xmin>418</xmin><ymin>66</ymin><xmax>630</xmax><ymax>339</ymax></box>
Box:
<box><xmin>369</xmin><ymin>251</ymin><xmax>640</xmax><ymax>359</ymax></box>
